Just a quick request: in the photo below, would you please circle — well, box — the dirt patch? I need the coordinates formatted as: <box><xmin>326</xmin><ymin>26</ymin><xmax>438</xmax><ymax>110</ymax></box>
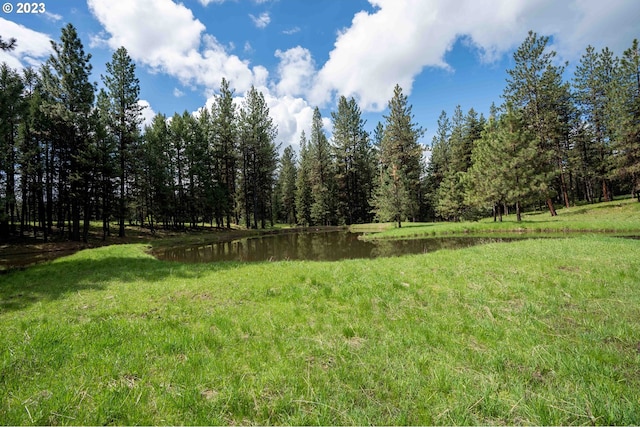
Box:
<box><xmin>201</xmin><ymin>389</ymin><xmax>219</xmax><ymax>400</ymax></box>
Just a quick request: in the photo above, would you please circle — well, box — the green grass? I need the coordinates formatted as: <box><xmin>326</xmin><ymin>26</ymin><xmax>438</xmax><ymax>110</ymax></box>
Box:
<box><xmin>357</xmin><ymin>198</ymin><xmax>640</xmax><ymax>240</ymax></box>
<box><xmin>1</xmin><ymin>236</ymin><xmax>640</xmax><ymax>424</ymax></box>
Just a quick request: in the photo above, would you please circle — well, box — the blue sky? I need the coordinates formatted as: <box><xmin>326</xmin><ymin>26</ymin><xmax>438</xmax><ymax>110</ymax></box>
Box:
<box><xmin>1</xmin><ymin>0</ymin><xmax>638</xmax><ymax>151</ymax></box>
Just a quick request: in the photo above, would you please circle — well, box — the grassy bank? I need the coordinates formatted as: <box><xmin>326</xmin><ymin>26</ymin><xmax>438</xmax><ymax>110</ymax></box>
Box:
<box><xmin>354</xmin><ymin>198</ymin><xmax>640</xmax><ymax>239</ymax></box>
<box><xmin>1</xmin><ymin>236</ymin><xmax>639</xmax><ymax>424</ymax></box>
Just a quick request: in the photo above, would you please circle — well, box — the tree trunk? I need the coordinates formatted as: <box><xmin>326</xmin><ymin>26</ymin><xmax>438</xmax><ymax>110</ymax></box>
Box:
<box><xmin>601</xmin><ymin>179</ymin><xmax>610</xmax><ymax>202</ymax></box>
<box><xmin>546</xmin><ymin>198</ymin><xmax>557</xmax><ymax>216</ymax></box>
<box><xmin>559</xmin><ymin>168</ymin><xmax>570</xmax><ymax>208</ymax></box>
<box><xmin>516</xmin><ymin>200</ymin><xmax>522</xmax><ymax>222</ymax></box>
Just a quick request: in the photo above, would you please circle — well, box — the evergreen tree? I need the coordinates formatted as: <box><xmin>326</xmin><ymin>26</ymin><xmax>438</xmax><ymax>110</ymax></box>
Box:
<box><xmin>467</xmin><ymin>105</ymin><xmax>550</xmax><ymax>222</ymax></box>
<box><xmin>424</xmin><ymin>110</ymin><xmax>450</xmax><ymax>220</ymax></box>
<box><xmin>295</xmin><ymin>131</ymin><xmax>313</xmax><ymax>226</ymax></box>
<box><xmin>331</xmin><ymin>96</ymin><xmax>375</xmax><ymax>224</ymax></box>
<box><xmin>141</xmin><ymin>113</ymin><xmax>172</xmax><ymax>230</ymax></box>
<box><xmin>0</xmin><ymin>64</ymin><xmax>24</xmax><ymax>237</ymax></box>
<box><xmin>464</xmin><ymin>113</ymin><xmax>509</xmax><ymax>221</ymax></box>
<box><xmin>435</xmin><ymin>107</ymin><xmax>483</xmax><ymax>220</ymax></box>
<box><xmin>277</xmin><ymin>145</ymin><xmax>297</xmax><ymax>224</ymax></box>
<box><xmin>197</xmin><ymin>107</ymin><xmax>222</xmax><ymax>227</ymax></box>
<box><xmin>373</xmin><ymin>84</ymin><xmax>424</xmax><ymax>225</ymax></box>
<box><xmin>372</xmin><ymin>163</ymin><xmax>409</xmax><ymax>227</ymax></box>
<box><xmin>102</xmin><ymin>46</ymin><xmax>143</xmax><ymax>237</ymax></box>
<box><xmin>168</xmin><ymin>112</ymin><xmax>188</xmax><ymax>227</ymax></box>
<box><xmin>17</xmin><ymin>68</ymin><xmax>48</xmax><ymax>239</ymax></box>
<box><xmin>573</xmin><ymin>45</ymin><xmax>617</xmax><ymax>202</ymax></box>
<box><xmin>182</xmin><ymin>111</ymin><xmax>205</xmax><ymax>227</ymax></box>
<box><xmin>238</xmin><ymin>86</ymin><xmax>278</xmax><ymax>228</ymax></box>
<box><xmin>503</xmin><ymin>31</ymin><xmax>571</xmax><ymax>215</ymax></box>
<box><xmin>211</xmin><ymin>78</ymin><xmax>238</xmax><ymax>227</ymax></box>
<box><xmin>309</xmin><ymin>107</ymin><xmax>336</xmax><ymax>225</ymax></box>
<box><xmin>41</xmin><ymin>23</ymin><xmax>95</xmax><ymax>241</ymax></box>
<box><xmin>93</xmin><ymin>89</ymin><xmax>117</xmax><ymax>239</ymax></box>
<box><xmin>609</xmin><ymin>39</ymin><xmax>640</xmax><ymax>200</ymax></box>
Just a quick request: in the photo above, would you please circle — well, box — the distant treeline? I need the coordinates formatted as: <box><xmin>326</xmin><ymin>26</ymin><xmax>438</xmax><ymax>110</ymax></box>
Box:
<box><xmin>1</xmin><ymin>25</ymin><xmax>638</xmax><ymax>241</ymax></box>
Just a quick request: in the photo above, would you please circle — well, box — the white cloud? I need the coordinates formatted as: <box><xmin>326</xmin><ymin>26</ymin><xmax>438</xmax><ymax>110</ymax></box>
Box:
<box><xmin>244</xmin><ymin>41</ymin><xmax>253</xmax><ymax>53</ymax></box>
<box><xmin>274</xmin><ymin>46</ymin><xmax>316</xmax><ymax>98</ymax></box>
<box><xmin>249</xmin><ymin>12</ymin><xmax>271</xmax><ymax>29</ymax></box>
<box><xmin>198</xmin><ymin>0</ymin><xmax>225</xmax><ymax>5</ymax></box>
<box><xmin>44</xmin><ymin>11</ymin><xmax>63</xmax><ymax>22</ymax></box>
<box><xmin>87</xmin><ymin>0</ymin><xmax>264</xmax><ymax>94</ymax></box>
<box><xmin>138</xmin><ymin>99</ymin><xmax>156</xmax><ymax>129</ymax></box>
<box><xmin>173</xmin><ymin>88</ymin><xmax>185</xmax><ymax>97</ymax></box>
<box><xmin>0</xmin><ymin>18</ymin><xmax>53</xmax><ymax>70</ymax></box>
<box><xmin>310</xmin><ymin>0</ymin><xmax>640</xmax><ymax>111</ymax></box>
<box><xmin>282</xmin><ymin>27</ymin><xmax>301</xmax><ymax>35</ymax></box>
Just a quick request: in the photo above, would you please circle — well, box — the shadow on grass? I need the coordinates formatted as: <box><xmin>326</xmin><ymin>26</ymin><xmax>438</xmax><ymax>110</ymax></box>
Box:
<box><xmin>0</xmin><ymin>249</ymin><xmax>241</xmax><ymax>313</ymax></box>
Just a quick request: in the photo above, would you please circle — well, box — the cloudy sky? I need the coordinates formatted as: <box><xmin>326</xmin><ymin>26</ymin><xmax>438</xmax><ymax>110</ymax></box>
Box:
<box><xmin>1</xmin><ymin>0</ymin><xmax>638</xmax><ymax>149</ymax></box>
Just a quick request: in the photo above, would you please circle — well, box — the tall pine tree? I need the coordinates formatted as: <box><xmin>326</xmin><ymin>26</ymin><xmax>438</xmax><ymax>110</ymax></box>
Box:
<box><xmin>503</xmin><ymin>31</ymin><xmax>570</xmax><ymax>215</ymax></box>
<box><xmin>373</xmin><ymin>84</ymin><xmax>424</xmax><ymax>225</ymax></box>
<box><xmin>41</xmin><ymin>23</ymin><xmax>95</xmax><ymax>241</ymax></box>
<box><xmin>102</xmin><ymin>46</ymin><xmax>143</xmax><ymax>237</ymax></box>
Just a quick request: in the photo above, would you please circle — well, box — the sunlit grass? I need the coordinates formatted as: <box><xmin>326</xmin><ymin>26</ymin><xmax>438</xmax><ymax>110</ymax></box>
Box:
<box><xmin>358</xmin><ymin>198</ymin><xmax>640</xmax><ymax>240</ymax></box>
<box><xmin>1</xmin><ymin>235</ymin><xmax>639</xmax><ymax>424</ymax></box>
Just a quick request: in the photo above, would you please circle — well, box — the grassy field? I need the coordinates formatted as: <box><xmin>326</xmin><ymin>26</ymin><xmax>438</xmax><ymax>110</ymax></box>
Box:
<box><xmin>354</xmin><ymin>198</ymin><xmax>640</xmax><ymax>239</ymax></box>
<box><xmin>1</xmin><ymin>235</ymin><xmax>639</xmax><ymax>424</ymax></box>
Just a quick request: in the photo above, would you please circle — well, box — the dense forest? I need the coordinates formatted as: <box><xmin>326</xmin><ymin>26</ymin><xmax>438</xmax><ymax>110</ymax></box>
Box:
<box><xmin>0</xmin><ymin>25</ymin><xmax>639</xmax><ymax>242</ymax></box>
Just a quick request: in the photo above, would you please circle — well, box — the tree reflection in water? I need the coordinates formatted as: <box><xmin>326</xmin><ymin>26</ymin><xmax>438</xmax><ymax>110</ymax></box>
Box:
<box><xmin>155</xmin><ymin>231</ymin><xmax>519</xmax><ymax>263</ymax></box>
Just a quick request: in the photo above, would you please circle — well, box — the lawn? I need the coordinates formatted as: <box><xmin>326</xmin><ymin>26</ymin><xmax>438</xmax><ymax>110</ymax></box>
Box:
<box><xmin>1</xmin><ymin>235</ymin><xmax>639</xmax><ymax>424</ymax></box>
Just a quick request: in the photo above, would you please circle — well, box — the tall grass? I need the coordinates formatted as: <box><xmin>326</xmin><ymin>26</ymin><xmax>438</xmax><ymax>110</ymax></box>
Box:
<box><xmin>1</xmin><ymin>236</ymin><xmax>639</xmax><ymax>424</ymax></box>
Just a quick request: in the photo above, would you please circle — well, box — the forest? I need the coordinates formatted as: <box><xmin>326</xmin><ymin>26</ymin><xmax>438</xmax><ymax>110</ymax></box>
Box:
<box><xmin>0</xmin><ymin>25</ymin><xmax>639</xmax><ymax>242</ymax></box>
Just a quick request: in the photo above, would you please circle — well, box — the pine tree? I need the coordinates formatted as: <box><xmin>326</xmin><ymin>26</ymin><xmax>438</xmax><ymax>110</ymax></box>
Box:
<box><xmin>503</xmin><ymin>31</ymin><xmax>571</xmax><ymax>215</ymax></box>
<box><xmin>0</xmin><ymin>64</ymin><xmax>24</xmax><ymax>237</ymax></box>
<box><xmin>573</xmin><ymin>45</ymin><xmax>617</xmax><ymax>202</ymax></box>
<box><xmin>309</xmin><ymin>107</ymin><xmax>336</xmax><ymax>225</ymax></box>
<box><xmin>102</xmin><ymin>46</ymin><xmax>143</xmax><ymax>237</ymax></box>
<box><xmin>331</xmin><ymin>96</ymin><xmax>375</xmax><ymax>224</ymax></box>
<box><xmin>168</xmin><ymin>112</ymin><xmax>188</xmax><ymax>228</ymax></box>
<box><xmin>295</xmin><ymin>131</ymin><xmax>313</xmax><ymax>226</ymax></box>
<box><xmin>277</xmin><ymin>145</ymin><xmax>297</xmax><ymax>224</ymax></box>
<box><xmin>238</xmin><ymin>86</ymin><xmax>278</xmax><ymax>228</ymax></box>
<box><xmin>467</xmin><ymin>105</ymin><xmax>550</xmax><ymax>222</ymax></box>
<box><xmin>609</xmin><ymin>39</ymin><xmax>640</xmax><ymax>200</ymax></box>
<box><xmin>435</xmin><ymin>107</ymin><xmax>483</xmax><ymax>220</ymax></box>
<box><xmin>211</xmin><ymin>78</ymin><xmax>238</xmax><ymax>227</ymax></box>
<box><xmin>373</xmin><ymin>84</ymin><xmax>424</xmax><ymax>225</ymax></box>
<box><xmin>141</xmin><ymin>113</ymin><xmax>172</xmax><ymax>230</ymax></box>
<box><xmin>17</xmin><ymin>68</ymin><xmax>48</xmax><ymax>239</ymax></box>
<box><xmin>464</xmin><ymin>113</ymin><xmax>509</xmax><ymax>220</ymax></box>
<box><xmin>92</xmin><ymin>89</ymin><xmax>117</xmax><ymax>239</ymax></box>
<box><xmin>372</xmin><ymin>163</ymin><xmax>409</xmax><ymax>227</ymax></box>
<box><xmin>41</xmin><ymin>23</ymin><xmax>95</xmax><ymax>241</ymax></box>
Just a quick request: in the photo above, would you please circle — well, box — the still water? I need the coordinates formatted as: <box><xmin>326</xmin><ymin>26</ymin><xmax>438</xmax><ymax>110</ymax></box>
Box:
<box><xmin>153</xmin><ymin>230</ymin><xmax>522</xmax><ymax>263</ymax></box>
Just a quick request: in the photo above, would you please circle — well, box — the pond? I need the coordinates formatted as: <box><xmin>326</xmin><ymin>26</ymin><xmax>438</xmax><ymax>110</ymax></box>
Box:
<box><xmin>153</xmin><ymin>230</ymin><xmax>531</xmax><ymax>263</ymax></box>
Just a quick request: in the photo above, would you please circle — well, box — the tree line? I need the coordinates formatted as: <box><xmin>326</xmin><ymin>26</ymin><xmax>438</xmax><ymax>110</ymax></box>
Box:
<box><xmin>1</xmin><ymin>25</ymin><xmax>638</xmax><ymax>242</ymax></box>
<box><xmin>429</xmin><ymin>32</ymin><xmax>639</xmax><ymax>222</ymax></box>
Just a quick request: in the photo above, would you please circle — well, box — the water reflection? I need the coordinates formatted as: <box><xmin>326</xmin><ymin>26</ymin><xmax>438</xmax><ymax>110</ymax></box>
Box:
<box><xmin>154</xmin><ymin>231</ymin><xmax>520</xmax><ymax>263</ymax></box>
